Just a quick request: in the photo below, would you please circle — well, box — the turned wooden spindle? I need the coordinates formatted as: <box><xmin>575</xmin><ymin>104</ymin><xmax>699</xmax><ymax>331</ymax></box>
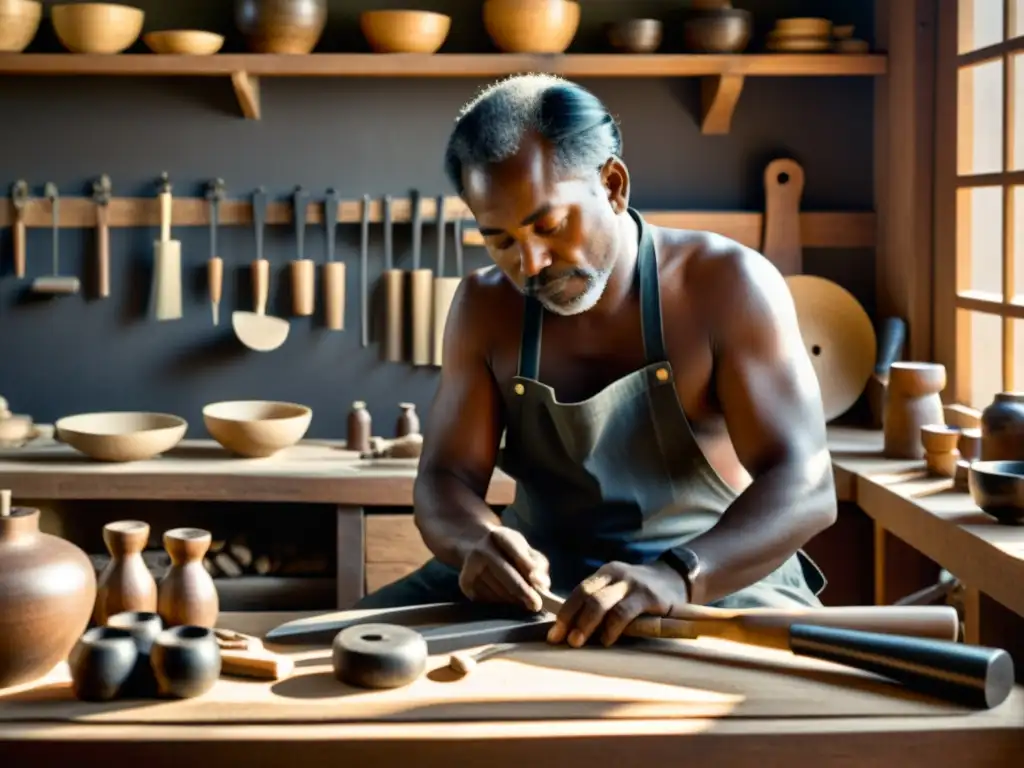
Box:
<box><xmin>921</xmin><ymin>424</ymin><xmax>960</xmax><ymax>478</ymax></box>
<box><xmin>884</xmin><ymin>362</ymin><xmax>946</xmax><ymax>459</ymax></box>
<box><xmin>157</xmin><ymin>527</ymin><xmax>220</xmax><ymax>628</ymax></box>
<box><xmin>94</xmin><ymin>520</ymin><xmax>158</xmax><ymax>625</ymax></box>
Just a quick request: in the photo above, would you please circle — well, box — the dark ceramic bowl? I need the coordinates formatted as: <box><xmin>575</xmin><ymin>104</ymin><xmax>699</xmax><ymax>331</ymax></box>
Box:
<box><xmin>107</xmin><ymin>611</ymin><xmax>164</xmax><ymax>697</ymax></box>
<box><xmin>67</xmin><ymin>626</ymin><xmax>139</xmax><ymax>702</ymax></box>
<box><xmin>607</xmin><ymin>19</ymin><xmax>662</xmax><ymax>53</ymax></box>
<box><xmin>684</xmin><ymin>8</ymin><xmax>752</xmax><ymax>53</ymax></box>
<box><xmin>969</xmin><ymin>460</ymin><xmax>1024</xmax><ymax>525</ymax></box>
<box><xmin>150</xmin><ymin>625</ymin><xmax>222</xmax><ymax>699</ymax></box>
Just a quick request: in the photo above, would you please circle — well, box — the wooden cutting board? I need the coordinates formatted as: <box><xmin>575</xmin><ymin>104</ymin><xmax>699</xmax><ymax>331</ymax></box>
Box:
<box><xmin>0</xmin><ymin>633</ymin><xmax>998</xmax><ymax>725</ymax></box>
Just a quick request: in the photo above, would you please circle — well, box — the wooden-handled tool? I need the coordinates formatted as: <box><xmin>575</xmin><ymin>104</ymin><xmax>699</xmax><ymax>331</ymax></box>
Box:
<box><xmin>214</xmin><ymin>628</ymin><xmax>294</xmax><ymax>681</ymax></box>
<box><xmin>866</xmin><ymin>316</ymin><xmax>907</xmax><ymax>428</ymax></box>
<box><xmin>409</xmin><ymin>190</ymin><xmax>433</xmax><ymax>365</ymax></box>
<box><xmin>432</xmin><ymin>202</ymin><xmax>463</xmax><ymax>366</ymax></box>
<box><xmin>91</xmin><ymin>175</ymin><xmax>111</xmax><ymax>299</ymax></box>
<box><xmin>539</xmin><ymin>589</ymin><xmax>1012</xmax><ymax>709</ymax></box>
<box><xmin>360</xmin><ymin>194</ymin><xmax>370</xmax><ymax>347</ymax></box>
<box><xmin>152</xmin><ymin>172</ymin><xmax>182</xmax><ymax>320</ymax></box>
<box><xmin>31</xmin><ymin>183</ymin><xmax>79</xmax><ymax>295</ymax></box>
<box><xmin>448</xmin><ymin>643</ymin><xmax>515</xmax><ymax>676</ymax></box>
<box><xmin>9</xmin><ymin>180</ymin><xmax>28</xmax><ymax>279</ymax></box>
<box><xmin>382</xmin><ymin>195</ymin><xmax>403</xmax><ymax>362</ymax></box>
<box><xmin>762</xmin><ymin>157</ymin><xmax>805</xmax><ymax>276</ymax></box>
<box><xmin>232</xmin><ymin>187</ymin><xmax>290</xmax><ymax>352</ymax></box>
<box><xmin>206</xmin><ymin>179</ymin><xmax>225</xmax><ymax>326</ymax></box>
<box><xmin>290</xmin><ymin>186</ymin><xmax>314</xmax><ymax>317</ymax></box>
<box><xmin>323</xmin><ymin>188</ymin><xmax>345</xmax><ymax>330</ymax></box>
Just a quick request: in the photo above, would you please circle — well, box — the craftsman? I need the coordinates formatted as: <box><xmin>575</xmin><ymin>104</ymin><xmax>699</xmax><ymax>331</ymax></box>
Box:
<box><xmin>356</xmin><ymin>74</ymin><xmax>837</xmax><ymax>649</ymax></box>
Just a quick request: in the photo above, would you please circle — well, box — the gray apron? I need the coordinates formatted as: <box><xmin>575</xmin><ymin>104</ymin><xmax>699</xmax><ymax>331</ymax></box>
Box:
<box><xmin>355</xmin><ymin>209</ymin><xmax>825</xmax><ymax>611</ymax></box>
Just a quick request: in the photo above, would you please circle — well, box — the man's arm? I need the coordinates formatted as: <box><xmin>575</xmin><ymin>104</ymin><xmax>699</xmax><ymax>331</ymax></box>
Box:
<box><xmin>676</xmin><ymin>245</ymin><xmax>837</xmax><ymax>605</ymax></box>
<box><xmin>413</xmin><ymin>276</ymin><xmax>505</xmax><ymax>569</ymax></box>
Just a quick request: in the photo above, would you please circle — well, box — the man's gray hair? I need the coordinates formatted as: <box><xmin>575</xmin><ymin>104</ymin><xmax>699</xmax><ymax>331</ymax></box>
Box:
<box><xmin>443</xmin><ymin>74</ymin><xmax>623</xmax><ymax>195</ymax></box>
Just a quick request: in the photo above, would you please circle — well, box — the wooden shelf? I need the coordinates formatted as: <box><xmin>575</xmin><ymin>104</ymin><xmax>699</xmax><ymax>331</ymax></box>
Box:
<box><xmin>0</xmin><ymin>193</ymin><xmax>876</xmax><ymax>251</ymax></box>
<box><xmin>0</xmin><ymin>52</ymin><xmax>888</xmax><ymax>130</ymax></box>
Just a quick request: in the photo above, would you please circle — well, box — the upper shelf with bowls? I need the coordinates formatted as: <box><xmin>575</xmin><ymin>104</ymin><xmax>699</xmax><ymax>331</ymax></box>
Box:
<box><xmin>0</xmin><ymin>0</ymin><xmax>886</xmax><ymax>132</ymax></box>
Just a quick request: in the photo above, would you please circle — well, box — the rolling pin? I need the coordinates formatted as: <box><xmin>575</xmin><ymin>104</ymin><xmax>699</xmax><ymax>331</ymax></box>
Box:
<box><xmin>409</xmin><ymin>190</ymin><xmax>434</xmax><ymax>366</ymax></box>
<box><xmin>323</xmin><ymin>188</ymin><xmax>345</xmax><ymax>330</ymax></box>
<box><xmin>539</xmin><ymin>590</ymin><xmax>1013</xmax><ymax>709</ymax></box>
<box><xmin>382</xmin><ymin>195</ymin><xmax>403</xmax><ymax>362</ymax></box>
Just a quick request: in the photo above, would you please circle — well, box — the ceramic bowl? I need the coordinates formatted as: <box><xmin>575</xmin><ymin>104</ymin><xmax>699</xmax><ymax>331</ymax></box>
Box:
<box><xmin>55</xmin><ymin>412</ymin><xmax>187</xmax><ymax>462</ymax></box>
<box><xmin>203</xmin><ymin>400</ymin><xmax>312</xmax><ymax>458</ymax></box>
<box><xmin>969</xmin><ymin>460</ymin><xmax>1024</xmax><ymax>525</ymax></box>
<box><xmin>607</xmin><ymin>19</ymin><xmax>662</xmax><ymax>53</ymax></box>
<box><xmin>683</xmin><ymin>8</ymin><xmax>752</xmax><ymax>53</ymax></box>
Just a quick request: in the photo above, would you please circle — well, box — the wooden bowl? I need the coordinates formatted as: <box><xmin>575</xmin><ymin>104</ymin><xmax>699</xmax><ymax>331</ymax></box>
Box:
<box><xmin>143</xmin><ymin>29</ymin><xmax>224</xmax><ymax>55</ymax></box>
<box><xmin>483</xmin><ymin>0</ymin><xmax>580</xmax><ymax>54</ymax></box>
<box><xmin>51</xmin><ymin>3</ymin><xmax>144</xmax><ymax>54</ymax></box>
<box><xmin>684</xmin><ymin>8</ymin><xmax>751</xmax><ymax>53</ymax></box>
<box><xmin>360</xmin><ymin>10</ymin><xmax>451</xmax><ymax>53</ymax></box>
<box><xmin>203</xmin><ymin>400</ymin><xmax>312</xmax><ymax>458</ymax></box>
<box><xmin>920</xmin><ymin>423</ymin><xmax>961</xmax><ymax>454</ymax></box>
<box><xmin>969</xmin><ymin>460</ymin><xmax>1024</xmax><ymax>525</ymax></box>
<box><xmin>608</xmin><ymin>19</ymin><xmax>662</xmax><ymax>53</ymax></box>
<box><xmin>0</xmin><ymin>0</ymin><xmax>42</xmax><ymax>52</ymax></box>
<box><xmin>55</xmin><ymin>412</ymin><xmax>187</xmax><ymax>462</ymax></box>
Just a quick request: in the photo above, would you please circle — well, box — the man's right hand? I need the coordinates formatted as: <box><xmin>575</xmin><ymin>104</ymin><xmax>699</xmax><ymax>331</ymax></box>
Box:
<box><xmin>458</xmin><ymin>527</ymin><xmax>551</xmax><ymax>612</ymax></box>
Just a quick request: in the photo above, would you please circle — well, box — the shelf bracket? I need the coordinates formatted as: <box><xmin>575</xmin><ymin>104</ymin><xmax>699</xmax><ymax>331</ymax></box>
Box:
<box><xmin>700</xmin><ymin>74</ymin><xmax>744</xmax><ymax>135</ymax></box>
<box><xmin>231</xmin><ymin>70</ymin><xmax>261</xmax><ymax>120</ymax></box>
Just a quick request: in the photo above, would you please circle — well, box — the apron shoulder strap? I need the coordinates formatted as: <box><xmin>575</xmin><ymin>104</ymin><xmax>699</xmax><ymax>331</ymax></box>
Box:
<box><xmin>633</xmin><ymin>209</ymin><xmax>668</xmax><ymax>364</ymax></box>
<box><xmin>517</xmin><ymin>295</ymin><xmax>543</xmax><ymax>379</ymax></box>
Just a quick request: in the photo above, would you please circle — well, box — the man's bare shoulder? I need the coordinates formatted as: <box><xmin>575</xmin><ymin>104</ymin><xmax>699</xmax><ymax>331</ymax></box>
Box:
<box><xmin>656</xmin><ymin>227</ymin><xmax>794</xmax><ymax>318</ymax></box>
<box><xmin>447</xmin><ymin>264</ymin><xmax>524</xmax><ymax>348</ymax></box>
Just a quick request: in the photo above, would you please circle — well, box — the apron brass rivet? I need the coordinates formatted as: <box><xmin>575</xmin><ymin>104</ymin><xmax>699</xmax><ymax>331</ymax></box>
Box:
<box><xmin>655</xmin><ymin>368</ymin><xmax>669</xmax><ymax>382</ymax></box>
<box><xmin>514</xmin><ymin>383</ymin><xmax>525</xmax><ymax>395</ymax></box>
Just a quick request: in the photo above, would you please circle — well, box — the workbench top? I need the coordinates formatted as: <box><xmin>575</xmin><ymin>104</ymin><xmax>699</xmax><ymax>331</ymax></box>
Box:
<box><xmin>0</xmin><ymin>610</ymin><xmax>1020</xmax><ymax>766</ymax></box>
<box><xmin>0</xmin><ymin>438</ymin><xmax>516</xmax><ymax>505</ymax></box>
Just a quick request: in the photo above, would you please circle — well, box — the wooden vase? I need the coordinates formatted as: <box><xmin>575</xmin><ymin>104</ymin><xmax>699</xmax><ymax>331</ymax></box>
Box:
<box><xmin>157</xmin><ymin>527</ymin><xmax>220</xmax><ymax>629</ymax></box>
<box><xmin>235</xmin><ymin>0</ymin><xmax>327</xmax><ymax>54</ymax></box>
<box><xmin>0</xmin><ymin>491</ymin><xmax>97</xmax><ymax>689</ymax></box>
<box><xmin>883</xmin><ymin>362</ymin><xmax>946</xmax><ymax>459</ymax></box>
<box><xmin>94</xmin><ymin>519</ymin><xmax>158</xmax><ymax>626</ymax></box>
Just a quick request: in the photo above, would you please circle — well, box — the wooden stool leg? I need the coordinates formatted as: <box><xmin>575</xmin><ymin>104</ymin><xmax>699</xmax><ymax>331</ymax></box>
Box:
<box><xmin>336</xmin><ymin>505</ymin><xmax>365</xmax><ymax>609</ymax></box>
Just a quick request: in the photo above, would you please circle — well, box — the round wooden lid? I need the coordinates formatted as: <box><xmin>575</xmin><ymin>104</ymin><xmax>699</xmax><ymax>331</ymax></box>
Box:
<box><xmin>786</xmin><ymin>275</ymin><xmax>877</xmax><ymax>422</ymax></box>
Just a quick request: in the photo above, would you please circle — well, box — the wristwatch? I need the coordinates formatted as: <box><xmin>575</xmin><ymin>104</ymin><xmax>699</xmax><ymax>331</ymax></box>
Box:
<box><xmin>660</xmin><ymin>546</ymin><xmax>705</xmax><ymax>605</ymax></box>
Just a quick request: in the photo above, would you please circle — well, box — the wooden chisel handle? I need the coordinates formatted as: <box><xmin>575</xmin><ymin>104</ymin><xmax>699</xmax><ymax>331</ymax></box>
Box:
<box><xmin>12</xmin><ymin>213</ymin><xmax>25</xmax><ymax>278</ymax></box>
<box><xmin>97</xmin><ymin>204</ymin><xmax>110</xmax><ymax>298</ymax></box>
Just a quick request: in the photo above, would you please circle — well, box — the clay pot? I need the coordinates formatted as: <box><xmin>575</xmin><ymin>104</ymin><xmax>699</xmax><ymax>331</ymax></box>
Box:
<box><xmin>235</xmin><ymin>0</ymin><xmax>326</xmax><ymax>54</ymax></box>
<box><xmin>157</xmin><ymin>528</ymin><xmax>220</xmax><ymax>628</ymax></box>
<box><xmin>883</xmin><ymin>362</ymin><xmax>946</xmax><ymax>459</ymax></box>
<box><xmin>395</xmin><ymin>403</ymin><xmax>420</xmax><ymax>438</ymax></box>
<box><xmin>348</xmin><ymin>400</ymin><xmax>371</xmax><ymax>454</ymax></box>
<box><xmin>67</xmin><ymin>626</ymin><xmax>139</xmax><ymax>702</ymax></box>
<box><xmin>94</xmin><ymin>519</ymin><xmax>158</xmax><ymax>626</ymax></box>
<box><xmin>980</xmin><ymin>392</ymin><xmax>1024</xmax><ymax>461</ymax></box>
<box><xmin>0</xmin><ymin>497</ymin><xmax>96</xmax><ymax>689</ymax></box>
<box><xmin>150</xmin><ymin>625</ymin><xmax>222</xmax><ymax>699</ymax></box>
<box><xmin>107</xmin><ymin>610</ymin><xmax>164</xmax><ymax>697</ymax></box>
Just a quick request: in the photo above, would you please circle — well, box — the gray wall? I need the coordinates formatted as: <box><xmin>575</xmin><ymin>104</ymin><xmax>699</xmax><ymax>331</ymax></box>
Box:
<box><xmin>0</xmin><ymin>0</ymin><xmax>876</xmax><ymax>439</ymax></box>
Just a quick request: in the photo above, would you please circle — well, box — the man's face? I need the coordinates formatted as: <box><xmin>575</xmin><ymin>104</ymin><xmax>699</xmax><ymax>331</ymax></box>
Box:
<box><xmin>462</xmin><ymin>134</ymin><xmax>627</xmax><ymax>316</ymax></box>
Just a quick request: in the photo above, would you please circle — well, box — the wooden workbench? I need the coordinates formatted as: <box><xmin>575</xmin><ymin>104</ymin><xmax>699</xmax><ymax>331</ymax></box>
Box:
<box><xmin>0</xmin><ymin>438</ymin><xmax>516</xmax><ymax>609</ymax></box>
<box><xmin>0</xmin><ymin>611</ymin><xmax>1021</xmax><ymax>766</ymax></box>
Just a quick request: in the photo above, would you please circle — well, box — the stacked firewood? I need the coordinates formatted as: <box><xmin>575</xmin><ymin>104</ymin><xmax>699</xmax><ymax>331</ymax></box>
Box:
<box><xmin>88</xmin><ymin>534</ymin><xmax>333</xmax><ymax>581</ymax></box>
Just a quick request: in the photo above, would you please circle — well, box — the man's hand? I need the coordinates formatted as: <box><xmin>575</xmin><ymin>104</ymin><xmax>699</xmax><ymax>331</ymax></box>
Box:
<box><xmin>547</xmin><ymin>561</ymin><xmax>688</xmax><ymax>647</ymax></box>
<box><xmin>459</xmin><ymin>527</ymin><xmax>551</xmax><ymax>612</ymax></box>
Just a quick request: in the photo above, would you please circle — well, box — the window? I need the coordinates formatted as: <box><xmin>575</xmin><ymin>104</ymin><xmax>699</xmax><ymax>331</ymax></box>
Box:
<box><xmin>936</xmin><ymin>0</ymin><xmax>1024</xmax><ymax>409</ymax></box>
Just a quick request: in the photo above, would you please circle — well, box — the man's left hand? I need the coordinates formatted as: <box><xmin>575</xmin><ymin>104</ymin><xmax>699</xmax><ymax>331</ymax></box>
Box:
<box><xmin>546</xmin><ymin>560</ymin><xmax>689</xmax><ymax>647</ymax></box>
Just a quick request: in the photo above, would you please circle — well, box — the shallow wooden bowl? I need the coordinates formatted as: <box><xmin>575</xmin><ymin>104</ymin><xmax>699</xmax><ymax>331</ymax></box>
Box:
<box><xmin>55</xmin><ymin>412</ymin><xmax>187</xmax><ymax>462</ymax></box>
<box><xmin>684</xmin><ymin>8</ymin><xmax>752</xmax><ymax>53</ymax></box>
<box><xmin>360</xmin><ymin>10</ymin><xmax>451</xmax><ymax>53</ymax></box>
<box><xmin>969</xmin><ymin>460</ymin><xmax>1024</xmax><ymax>525</ymax></box>
<box><xmin>51</xmin><ymin>2</ymin><xmax>144</xmax><ymax>54</ymax></box>
<box><xmin>143</xmin><ymin>29</ymin><xmax>224</xmax><ymax>55</ymax></box>
<box><xmin>607</xmin><ymin>19</ymin><xmax>662</xmax><ymax>53</ymax></box>
<box><xmin>203</xmin><ymin>400</ymin><xmax>312</xmax><ymax>458</ymax></box>
<box><xmin>0</xmin><ymin>0</ymin><xmax>42</xmax><ymax>52</ymax></box>
<box><xmin>483</xmin><ymin>0</ymin><xmax>579</xmax><ymax>54</ymax></box>
<box><xmin>920</xmin><ymin>423</ymin><xmax>961</xmax><ymax>454</ymax></box>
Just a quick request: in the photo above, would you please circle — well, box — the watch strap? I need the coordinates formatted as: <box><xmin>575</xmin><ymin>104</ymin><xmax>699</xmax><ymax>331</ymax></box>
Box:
<box><xmin>661</xmin><ymin>546</ymin><xmax>706</xmax><ymax>605</ymax></box>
